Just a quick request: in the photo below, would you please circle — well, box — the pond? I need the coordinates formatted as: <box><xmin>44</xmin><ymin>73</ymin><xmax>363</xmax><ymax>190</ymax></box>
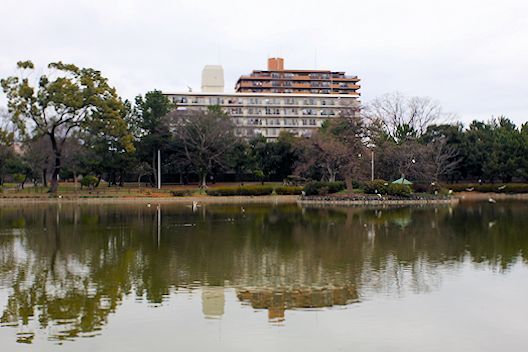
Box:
<box><xmin>0</xmin><ymin>201</ymin><xmax>527</xmax><ymax>351</ymax></box>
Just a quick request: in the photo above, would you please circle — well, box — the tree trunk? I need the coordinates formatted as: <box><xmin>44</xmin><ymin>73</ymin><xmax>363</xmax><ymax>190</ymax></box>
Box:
<box><xmin>200</xmin><ymin>173</ymin><xmax>207</xmax><ymax>188</ymax></box>
<box><xmin>345</xmin><ymin>177</ymin><xmax>353</xmax><ymax>191</ymax></box>
<box><xmin>151</xmin><ymin>150</ymin><xmax>157</xmax><ymax>187</ymax></box>
<box><xmin>21</xmin><ymin>173</ymin><xmax>28</xmax><ymax>189</ymax></box>
<box><xmin>42</xmin><ymin>168</ymin><xmax>48</xmax><ymax>187</ymax></box>
<box><xmin>49</xmin><ymin>134</ymin><xmax>61</xmax><ymax>193</ymax></box>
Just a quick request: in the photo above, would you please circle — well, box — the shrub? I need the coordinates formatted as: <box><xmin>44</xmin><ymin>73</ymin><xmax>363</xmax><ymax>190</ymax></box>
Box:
<box><xmin>171</xmin><ymin>189</ymin><xmax>195</xmax><ymax>197</ymax></box>
<box><xmin>206</xmin><ymin>185</ymin><xmax>274</xmax><ymax>196</ymax></box>
<box><xmin>13</xmin><ymin>173</ymin><xmax>25</xmax><ymax>184</ymax></box>
<box><xmin>350</xmin><ymin>179</ymin><xmax>365</xmax><ymax>189</ymax></box>
<box><xmin>274</xmin><ymin>186</ymin><xmax>303</xmax><ymax>195</ymax></box>
<box><xmin>363</xmin><ymin>179</ymin><xmax>389</xmax><ymax>194</ymax></box>
<box><xmin>386</xmin><ymin>184</ymin><xmax>412</xmax><ymax>197</ymax></box>
<box><xmin>81</xmin><ymin>175</ymin><xmax>98</xmax><ymax>189</ymax></box>
<box><xmin>303</xmin><ymin>181</ymin><xmax>346</xmax><ymax>196</ymax></box>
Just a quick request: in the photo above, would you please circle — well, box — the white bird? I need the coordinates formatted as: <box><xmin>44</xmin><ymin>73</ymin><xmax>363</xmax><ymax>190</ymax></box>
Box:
<box><xmin>376</xmin><ymin>193</ymin><xmax>383</xmax><ymax>198</ymax></box>
<box><xmin>488</xmin><ymin>198</ymin><xmax>496</xmax><ymax>204</ymax></box>
<box><xmin>448</xmin><ymin>190</ymin><xmax>453</xmax><ymax>195</ymax></box>
<box><xmin>498</xmin><ymin>185</ymin><xmax>506</xmax><ymax>191</ymax></box>
<box><xmin>241</xmin><ymin>206</ymin><xmax>245</xmax><ymax>213</ymax></box>
<box><xmin>147</xmin><ymin>203</ymin><xmax>151</xmax><ymax>208</ymax></box>
<box><xmin>466</xmin><ymin>187</ymin><xmax>474</xmax><ymax>192</ymax></box>
<box><xmin>191</xmin><ymin>201</ymin><xmax>201</xmax><ymax>212</ymax></box>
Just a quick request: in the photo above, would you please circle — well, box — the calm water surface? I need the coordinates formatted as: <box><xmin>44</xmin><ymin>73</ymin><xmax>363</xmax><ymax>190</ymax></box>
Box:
<box><xmin>0</xmin><ymin>201</ymin><xmax>527</xmax><ymax>351</ymax></box>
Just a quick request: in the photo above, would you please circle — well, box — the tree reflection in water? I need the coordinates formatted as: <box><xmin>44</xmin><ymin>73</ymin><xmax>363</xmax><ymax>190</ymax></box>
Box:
<box><xmin>0</xmin><ymin>201</ymin><xmax>527</xmax><ymax>342</ymax></box>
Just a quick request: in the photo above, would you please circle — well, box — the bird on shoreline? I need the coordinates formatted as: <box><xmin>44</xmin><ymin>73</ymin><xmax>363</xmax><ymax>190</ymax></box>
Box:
<box><xmin>488</xmin><ymin>198</ymin><xmax>496</xmax><ymax>204</ymax></box>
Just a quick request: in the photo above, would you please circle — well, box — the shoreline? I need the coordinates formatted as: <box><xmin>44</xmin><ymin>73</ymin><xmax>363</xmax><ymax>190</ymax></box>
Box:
<box><xmin>454</xmin><ymin>192</ymin><xmax>528</xmax><ymax>200</ymax></box>
<box><xmin>0</xmin><ymin>192</ymin><xmax>526</xmax><ymax>206</ymax></box>
<box><xmin>298</xmin><ymin>197</ymin><xmax>459</xmax><ymax>206</ymax></box>
<box><xmin>0</xmin><ymin>195</ymin><xmax>299</xmax><ymax>205</ymax></box>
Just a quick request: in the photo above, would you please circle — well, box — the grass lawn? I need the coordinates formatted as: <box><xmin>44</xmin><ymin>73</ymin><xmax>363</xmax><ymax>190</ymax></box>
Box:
<box><xmin>0</xmin><ymin>181</ymin><xmax>285</xmax><ymax>198</ymax></box>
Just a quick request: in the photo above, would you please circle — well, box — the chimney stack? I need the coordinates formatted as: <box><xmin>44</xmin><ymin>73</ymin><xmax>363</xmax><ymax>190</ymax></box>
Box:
<box><xmin>267</xmin><ymin>57</ymin><xmax>284</xmax><ymax>71</ymax></box>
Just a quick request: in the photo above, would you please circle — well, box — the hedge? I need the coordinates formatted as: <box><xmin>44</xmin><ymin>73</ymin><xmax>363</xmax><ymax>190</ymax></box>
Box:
<box><xmin>303</xmin><ymin>181</ymin><xmax>346</xmax><ymax>196</ymax></box>
<box><xmin>364</xmin><ymin>179</ymin><xmax>412</xmax><ymax>197</ymax></box>
<box><xmin>447</xmin><ymin>183</ymin><xmax>528</xmax><ymax>194</ymax></box>
<box><xmin>274</xmin><ymin>186</ymin><xmax>303</xmax><ymax>195</ymax></box>
<box><xmin>206</xmin><ymin>185</ymin><xmax>274</xmax><ymax>196</ymax></box>
<box><xmin>171</xmin><ymin>189</ymin><xmax>195</xmax><ymax>197</ymax></box>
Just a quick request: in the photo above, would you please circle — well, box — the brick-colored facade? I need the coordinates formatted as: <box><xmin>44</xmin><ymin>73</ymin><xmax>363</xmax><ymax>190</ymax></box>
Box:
<box><xmin>235</xmin><ymin>58</ymin><xmax>360</xmax><ymax>96</ymax></box>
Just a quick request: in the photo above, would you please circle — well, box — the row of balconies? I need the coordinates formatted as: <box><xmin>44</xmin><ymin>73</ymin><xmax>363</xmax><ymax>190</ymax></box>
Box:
<box><xmin>228</xmin><ymin>109</ymin><xmax>338</xmax><ymax>117</ymax></box>
<box><xmin>240</xmin><ymin>81</ymin><xmax>360</xmax><ymax>90</ymax></box>
<box><xmin>242</xmin><ymin>73</ymin><xmax>359</xmax><ymax>81</ymax></box>
<box><xmin>236</xmin><ymin>118</ymin><xmax>319</xmax><ymax>127</ymax></box>
<box><xmin>172</xmin><ymin>96</ymin><xmax>356</xmax><ymax>107</ymax></box>
<box><xmin>238</xmin><ymin>88</ymin><xmax>360</xmax><ymax>96</ymax></box>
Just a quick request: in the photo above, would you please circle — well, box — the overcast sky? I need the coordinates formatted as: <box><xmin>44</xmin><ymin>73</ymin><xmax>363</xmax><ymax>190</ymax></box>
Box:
<box><xmin>1</xmin><ymin>0</ymin><xmax>527</xmax><ymax>125</ymax></box>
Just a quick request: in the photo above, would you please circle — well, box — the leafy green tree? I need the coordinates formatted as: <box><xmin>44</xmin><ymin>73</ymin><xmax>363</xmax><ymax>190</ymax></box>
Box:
<box><xmin>0</xmin><ymin>112</ymin><xmax>15</xmax><ymax>186</ymax></box>
<box><xmin>1</xmin><ymin>61</ymin><xmax>131</xmax><ymax>192</ymax></box>
<box><xmin>228</xmin><ymin>139</ymin><xmax>255</xmax><ymax>182</ymax></box>
<box><xmin>80</xmin><ymin>97</ymin><xmax>135</xmax><ymax>186</ymax></box>
<box><xmin>493</xmin><ymin>117</ymin><xmax>523</xmax><ymax>182</ymax></box>
<box><xmin>249</xmin><ymin>132</ymin><xmax>298</xmax><ymax>182</ymax></box>
<box><xmin>520</xmin><ymin>123</ymin><xmax>528</xmax><ymax>181</ymax></box>
<box><xmin>130</xmin><ymin>90</ymin><xmax>173</xmax><ymax>185</ymax></box>
<box><xmin>461</xmin><ymin>118</ymin><xmax>523</xmax><ymax>182</ymax></box>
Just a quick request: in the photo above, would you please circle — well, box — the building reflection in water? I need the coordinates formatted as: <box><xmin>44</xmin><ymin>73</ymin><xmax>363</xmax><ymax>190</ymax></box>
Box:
<box><xmin>237</xmin><ymin>285</ymin><xmax>358</xmax><ymax>322</ymax></box>
<box><xmin>202</xmin><ymin>287</ymin><xmax>225</xmax><ymax>319</ymax></box>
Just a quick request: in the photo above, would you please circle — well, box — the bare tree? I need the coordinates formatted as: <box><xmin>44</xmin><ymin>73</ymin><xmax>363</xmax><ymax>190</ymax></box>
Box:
<box><xmin>166</xmin><ymin>109</ymin><xmax>236</xmax><ymax>188</ymax></box>
<box><xmin>428</xmin><ymin>137</ymin><xmax>461</xmax><ymax>182</ymax></box>
<box><xmin>295</xmin><ymin>113</ymin><xmax>369</xmax><ymax>185</ymax></box>
<box><xmin>23</xmin><ymin>136</ymin><xmax>52</xmax><ymax>187</ymax></box>
<box><xmin>364</xmin><ymin>92</ymin><xmax>446</xmax><ymax>141</ymax></box>
<box><xmin>295</xmin><ymin>133</ymin><xmax>350</xmax><ymax>182</ymax></box>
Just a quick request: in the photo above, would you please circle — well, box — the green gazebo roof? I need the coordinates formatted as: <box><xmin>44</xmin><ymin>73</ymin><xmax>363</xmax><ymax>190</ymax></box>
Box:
<box><xmin>392</xmin><ymin>177</ymin><xmax>413</xmax><ymax>185</ymax></box>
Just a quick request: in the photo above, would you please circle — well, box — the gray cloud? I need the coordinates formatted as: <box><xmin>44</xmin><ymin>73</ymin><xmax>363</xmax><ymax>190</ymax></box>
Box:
<box><xmin>1</xmin><ymin>0</ymin><xmax>526</xmax><ymax>125</ymax></box>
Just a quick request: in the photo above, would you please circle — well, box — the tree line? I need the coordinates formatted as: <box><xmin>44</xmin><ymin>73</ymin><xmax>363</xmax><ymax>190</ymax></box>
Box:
<box><xmin>1</xmin><ymin>62</ymin><xmax>527</xmax><ymax>192</ymax></box>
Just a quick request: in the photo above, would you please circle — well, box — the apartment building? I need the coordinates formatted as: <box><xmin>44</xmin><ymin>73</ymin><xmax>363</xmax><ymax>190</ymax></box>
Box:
<box><xmin>164</xmin><ymin>59</ymin><xmax>360</xmax><ymax>139</ymax></box>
